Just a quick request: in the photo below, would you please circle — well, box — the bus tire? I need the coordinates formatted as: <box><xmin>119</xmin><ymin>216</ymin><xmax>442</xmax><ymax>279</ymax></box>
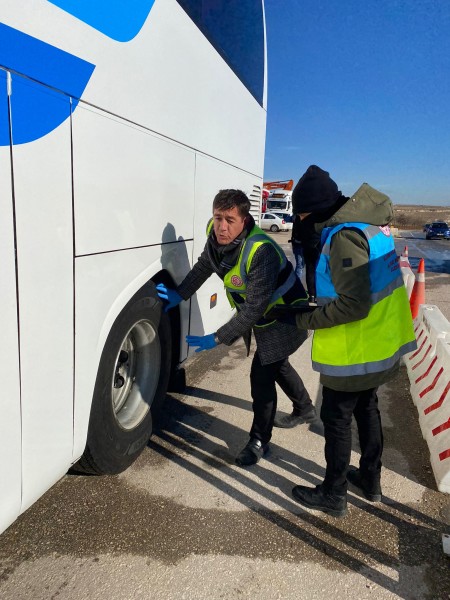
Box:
<box><xmin>74</xmin><ymin>284</ymin><xmax>171</xmax><ymax>475</ymax></box>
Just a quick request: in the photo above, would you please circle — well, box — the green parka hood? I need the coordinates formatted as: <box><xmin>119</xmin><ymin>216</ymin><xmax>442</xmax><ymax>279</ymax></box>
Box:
<box><xmin>316</xmin><ymin>183</ymin><xmax>394</xmax><ymax>234</ymax></box>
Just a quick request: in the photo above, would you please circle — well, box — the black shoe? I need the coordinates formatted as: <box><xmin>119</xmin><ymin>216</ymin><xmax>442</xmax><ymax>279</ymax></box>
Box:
<box><xmin>273</xmin><ymin>407</ymin><xmax>317</xmax><ymax>429</ymax></box>
<box><xmin>235</xmin><ymin>438</ymin><xmax>269</xmax><ymax>467</ymax></box>
<box><xmin>292</xmin><ymin>484</ymin><xmax>347</xmax><ymax>517</ymax></box>
<box><xmin>347</xmin><ymin>467</ymin><xmax>382</xmax><ymax>502</ymax></box>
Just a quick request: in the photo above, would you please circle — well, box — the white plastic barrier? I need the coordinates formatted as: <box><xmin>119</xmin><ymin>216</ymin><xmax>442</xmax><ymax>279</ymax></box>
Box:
<box><xmin>405</xmin><ymin>305</ymin><xmax>450</xmax><ymax>394</ymax></box>
<box><xmin>428</xmin><ymin>343</ymin><xmax>450</xmax><ymax>494</ymax></box>
<box><xmin>429</xmin><ymin>413</ymin><xmax>450</xmax><ymax>494</ymax></box>
<box><xmin>399</xmin><ymin>254</ymin><xmax>415</xmax><ymax>299</ymax></box>
<box><xmin>404</xmin><ymin>305</ymin><xmax>450</xmax><ymax>494</ymax></box>
<box><xmin>416</xmin><ymin>337</ymin><xmax>450</xmax><ymax>443</ymax></box>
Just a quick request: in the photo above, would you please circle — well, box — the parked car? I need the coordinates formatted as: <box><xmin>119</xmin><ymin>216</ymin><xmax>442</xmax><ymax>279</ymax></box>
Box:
<box><xmin>260</xmin><ymin>212</ymin><xmax>289</xmax><ymax>232</ymax></box>
<box><xmin>268</xmin><ymin>211</ymin><xmax>293</xmax><ymax>230</ymax></box>
<box><xmin>425</xmin><ymin>221</ymin><xmax>450</xmax><ymax>240</ymax></box>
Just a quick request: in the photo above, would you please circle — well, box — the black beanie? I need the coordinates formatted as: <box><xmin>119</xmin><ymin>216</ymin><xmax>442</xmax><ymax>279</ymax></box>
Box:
<box><xmin>292</xmin><ymin>165</ymin><xmax>341</xmax><ymax>215</ymax></box>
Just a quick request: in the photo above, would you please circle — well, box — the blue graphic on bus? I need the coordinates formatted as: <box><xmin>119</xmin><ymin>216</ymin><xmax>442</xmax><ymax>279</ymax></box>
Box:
<box><xmin>0</xmin><ymin>23</ymin><xmax>95</xmax><ymax>146</ymax></box>
<box><xmin>47</xmin><ymin>0</ymin><xmax>156</xmax><ymax>42</ymax></box>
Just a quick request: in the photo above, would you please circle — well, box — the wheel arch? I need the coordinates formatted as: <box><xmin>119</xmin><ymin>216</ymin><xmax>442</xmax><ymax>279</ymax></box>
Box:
<box><xmin>89</xmin><ymin>268</ymin><xmax>182</xmax><ymax>395</ymax></box>
<box><xmin>72</xmin><ymin>265</ymin><xmax>182</xmax><ymax>465</ymax></box>
<box><xmin>72</xmin><ymin>270</ymin><xmax>178</xmax><ymax>474</ymax></box>
<box><xmin>150</xmin><ymin>270</ymin><xmax>182</xmax><ymax>391</ymax></box>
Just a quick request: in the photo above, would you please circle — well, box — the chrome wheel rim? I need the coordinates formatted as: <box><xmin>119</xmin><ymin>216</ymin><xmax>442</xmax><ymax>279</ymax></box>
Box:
<box><xmin>112</xmin><ymin>319</ymin><xmax>161</xmax><ymax>430</ymax></box>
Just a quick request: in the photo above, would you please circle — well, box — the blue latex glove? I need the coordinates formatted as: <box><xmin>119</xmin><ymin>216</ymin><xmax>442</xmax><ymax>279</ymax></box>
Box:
<box><xmin>186</xmin><ymin>333</ymin><xmax>217</xmax><ymax>353</ymax></box>
<box><xmin>156</xmin><ymin>283</ymin><xmax>182</xmax><ymax>312</ymax></box>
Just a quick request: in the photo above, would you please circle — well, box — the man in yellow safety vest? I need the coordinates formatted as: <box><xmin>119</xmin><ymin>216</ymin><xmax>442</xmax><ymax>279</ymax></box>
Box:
<box><xmin>157</xmin><ymin>189</ymin><xmax>316</xmax><ymax>467</ymax></box>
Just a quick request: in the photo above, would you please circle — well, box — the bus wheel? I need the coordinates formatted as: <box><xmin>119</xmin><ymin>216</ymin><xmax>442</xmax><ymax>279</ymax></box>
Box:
<box><xmin>74</xmin><ymin>285</ymin><xmax>171</xmax><ymax>475</ymax></box>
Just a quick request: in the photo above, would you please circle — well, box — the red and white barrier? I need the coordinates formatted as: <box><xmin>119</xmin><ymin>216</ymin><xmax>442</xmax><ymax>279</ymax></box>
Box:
<box><xmin>416</xmin><ymin>337</ymin><xmax>450</xmax><ymax>443</ymax></box>
<box><xmin>429</xmin><ymin>421</ymin><xmax>450</xmax><ymax>494</ymax></box>
<box><xmin>404</xmin><ymin>305</ymin><xmax>450</xmax><ymax>494</ymax></box>
<box><xmin>406</xmin><ymin>305</ymin><xmax>450</xmax><ymax>390</ymax></box>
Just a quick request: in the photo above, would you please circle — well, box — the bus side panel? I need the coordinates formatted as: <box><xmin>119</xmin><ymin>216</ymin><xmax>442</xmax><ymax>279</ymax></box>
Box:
<box><xmin>1</xmin><ymin>0</ymin><xmax>266</xmax><ymax>176</ymax></box>
<box><xmin>187</xmin><ymin>154</ymin><xmax>262</xmax><ymax>343</ymax></box>
<box><xmin>72</xmin><ymin>104</ymin><xmax>196</xmax><ymax>255</ymax></box>
<box><xmin>73</xmin><ymin>244</ymin><xmax>193</xmax><ymax>462</ymax></box>
<box><xmin>71</xmin><ymin>106</ymin><xmax>197</xmax><ymax>459</ymax></box>
<box><xmin>0</xmin><ymin>70</ymin><xmax>22</xmax><ymax>534</ymax></box>
<box><xmin>11</xmin><ymin>75</ymin><xmax>74</xmax><ymax>511</ymax></box>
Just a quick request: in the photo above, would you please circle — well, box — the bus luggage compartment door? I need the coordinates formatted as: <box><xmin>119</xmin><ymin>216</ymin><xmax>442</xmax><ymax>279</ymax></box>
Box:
<box><xmin>8</xmin><ymin>71</ymin><xmax>74</xmax><ymax>511</ymax></box>
<box><xmin>0</xmin><ymin>69</ymin><xmax>22</xmax><ymax>534</ymax></box>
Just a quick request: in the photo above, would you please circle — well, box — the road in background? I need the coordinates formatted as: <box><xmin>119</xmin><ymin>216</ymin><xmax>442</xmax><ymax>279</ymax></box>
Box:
<box><xmin>395</xmin><ymin>230</ymin><xmax>450</xmax><ymax>276</ymax></box>
<box><xmin>0</xmin><ymin>230</ymin><xmax>449</xmax><ymax>600</ymax></box>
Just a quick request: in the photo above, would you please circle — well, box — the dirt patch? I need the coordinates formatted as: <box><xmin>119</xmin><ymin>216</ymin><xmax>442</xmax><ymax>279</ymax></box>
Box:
<box><xmin>393</xmin><ymin>205</ymin><xmax>450</xmax><ymax>230</ymax></box>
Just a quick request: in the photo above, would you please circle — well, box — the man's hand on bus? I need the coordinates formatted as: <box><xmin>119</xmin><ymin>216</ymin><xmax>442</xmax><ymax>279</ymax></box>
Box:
<box><xmin>156</xmin><ymin>283</ymin><xmax>182</xmax><ymax>312</ymax></box>
<box><xmin>186</xmin><ymin>333</ymin><xmax>218</xmax><ymax>353</ymax></box>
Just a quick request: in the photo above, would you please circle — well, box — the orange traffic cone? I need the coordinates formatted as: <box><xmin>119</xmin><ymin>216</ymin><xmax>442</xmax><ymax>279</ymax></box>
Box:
<box><xmin>403</xmin><ymin>245</ymin><xmax>409</xmax><ymax>257</ymax></box>
<box><xmin>410</xmin><ymin>258</ymin><xmax>425</xmax><ymax>319</ymax></box>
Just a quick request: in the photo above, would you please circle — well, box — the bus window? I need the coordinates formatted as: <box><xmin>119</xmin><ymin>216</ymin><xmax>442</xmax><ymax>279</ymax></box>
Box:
<box><xmin>176</xmin><ymin>0</ymin><xmax>264</xmax><ymax>105</ymax></box>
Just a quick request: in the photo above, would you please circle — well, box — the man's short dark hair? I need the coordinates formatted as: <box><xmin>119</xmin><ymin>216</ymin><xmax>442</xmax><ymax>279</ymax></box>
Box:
<box><xmin>213</xmin><ymin>189</ymin><xmax>250</xmax><ymax>218</ymax></box>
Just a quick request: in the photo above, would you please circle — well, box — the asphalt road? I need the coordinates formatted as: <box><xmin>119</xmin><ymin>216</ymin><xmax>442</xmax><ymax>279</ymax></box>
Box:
<box><xmin>1</xmin><ymin>230</ymin><xmax>449</xmax><ymax>600</ymax></box>
<box><xmin>395</xmin><ymin>230</ymin><xmax>450</xmax><ymax>276</ymax></box>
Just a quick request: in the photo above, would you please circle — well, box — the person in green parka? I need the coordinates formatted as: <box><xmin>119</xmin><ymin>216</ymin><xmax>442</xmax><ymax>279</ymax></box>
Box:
<box><xmin>274</xmin><ymin>166</ymin><xmax>417</xmax><ymax>517</ymax></box>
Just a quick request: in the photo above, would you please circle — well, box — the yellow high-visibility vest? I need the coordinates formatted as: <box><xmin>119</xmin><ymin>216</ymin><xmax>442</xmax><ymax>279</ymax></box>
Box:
<box><xmin>207</xmin><ymin>221</ymin><xmax>307</xmax><ymax>327</ymax></box>
<box><xmin>312</xmin><ymin>222</ymin><xmax>416</xmax><ymax>376</ymax></box>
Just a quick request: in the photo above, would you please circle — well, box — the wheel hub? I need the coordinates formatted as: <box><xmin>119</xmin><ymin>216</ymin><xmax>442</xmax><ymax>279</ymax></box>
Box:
<box><xmin>112</xmin><ymin>320</ymin><xmax>161</xmax><ymax>430</ymax></box>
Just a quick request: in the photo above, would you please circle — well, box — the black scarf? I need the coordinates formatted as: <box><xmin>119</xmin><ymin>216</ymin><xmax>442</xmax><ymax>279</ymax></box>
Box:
<box><xmin>206</xmin><ymin>215</ymin><xmax>255</xmax><ymax>278</ymax></box>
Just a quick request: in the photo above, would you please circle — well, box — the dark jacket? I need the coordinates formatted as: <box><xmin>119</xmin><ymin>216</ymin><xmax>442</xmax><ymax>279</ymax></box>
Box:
<box><xmin>291</xmin><ymin>214</ymin><xmax>321</xmax><ymax>297</ymax></box>
<box><xmin>178</xmin><ymin>236</ymin><xmax>307</xmax><ymax>366</ymax></box>
<box><xmin>295</xmin><ymin>184</ymin><xmax>399</xmax><ymax>391</ymax></box>
<box><xmin>291</xmin><ymin>214</ymin><xmax>303</xmax><ymax>245</ymax></box>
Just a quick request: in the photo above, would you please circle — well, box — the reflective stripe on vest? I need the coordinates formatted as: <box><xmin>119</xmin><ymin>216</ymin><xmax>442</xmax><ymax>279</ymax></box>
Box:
<box><xmin>312</xmin><ymin>222</ymin><xmax>417</xmax><ymax>376</ymax></box>
<box><xmin>211</xmin><ymin>224</ymin><xmax>306</xmax><ymax>326</ymax></box>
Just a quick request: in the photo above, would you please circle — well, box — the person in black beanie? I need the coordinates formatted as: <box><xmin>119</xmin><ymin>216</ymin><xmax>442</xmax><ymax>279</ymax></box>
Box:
<box><xmin>273</xmin><ymin>167</ymin><xmax>337</xmax><ymax>429</ymax></box>
<box><xmin>292</xmin><ymin>165</ymin><xmax>343</xmax><ymax>215</ymax></box>
<box><xmin>293</xmin><ymin>165</ymin><xmax>343</xmax><ymax>298</ymax></box>
<box><xmin>271</xmin><ymin>165</ymin><xmax>416</xmax><ymax>517</ymax></box>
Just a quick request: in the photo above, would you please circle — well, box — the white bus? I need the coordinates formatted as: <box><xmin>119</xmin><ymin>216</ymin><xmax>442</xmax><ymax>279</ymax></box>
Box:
<box><xmin>0</xmin><ymin>0</ymin><xmax>266</xmax><ymax>534</ymax></box>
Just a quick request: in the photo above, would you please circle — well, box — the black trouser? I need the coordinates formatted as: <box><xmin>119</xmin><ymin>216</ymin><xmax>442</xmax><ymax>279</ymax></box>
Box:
<box><xmin>320</xmin><ymin>386</ymin><xmax>383</xmax><ymax>495</ymax></box>
<box><xmin>249</xmin><ymin>351</ymin><xmax>312</xmax><ymax>444</ymax></box>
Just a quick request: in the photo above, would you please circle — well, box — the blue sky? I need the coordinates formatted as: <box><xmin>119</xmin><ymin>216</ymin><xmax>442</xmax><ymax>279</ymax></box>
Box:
<box><xmin>263</xmin><ymin>0</ymin><xmax>450</xmax><ymax>205</ymax></box>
